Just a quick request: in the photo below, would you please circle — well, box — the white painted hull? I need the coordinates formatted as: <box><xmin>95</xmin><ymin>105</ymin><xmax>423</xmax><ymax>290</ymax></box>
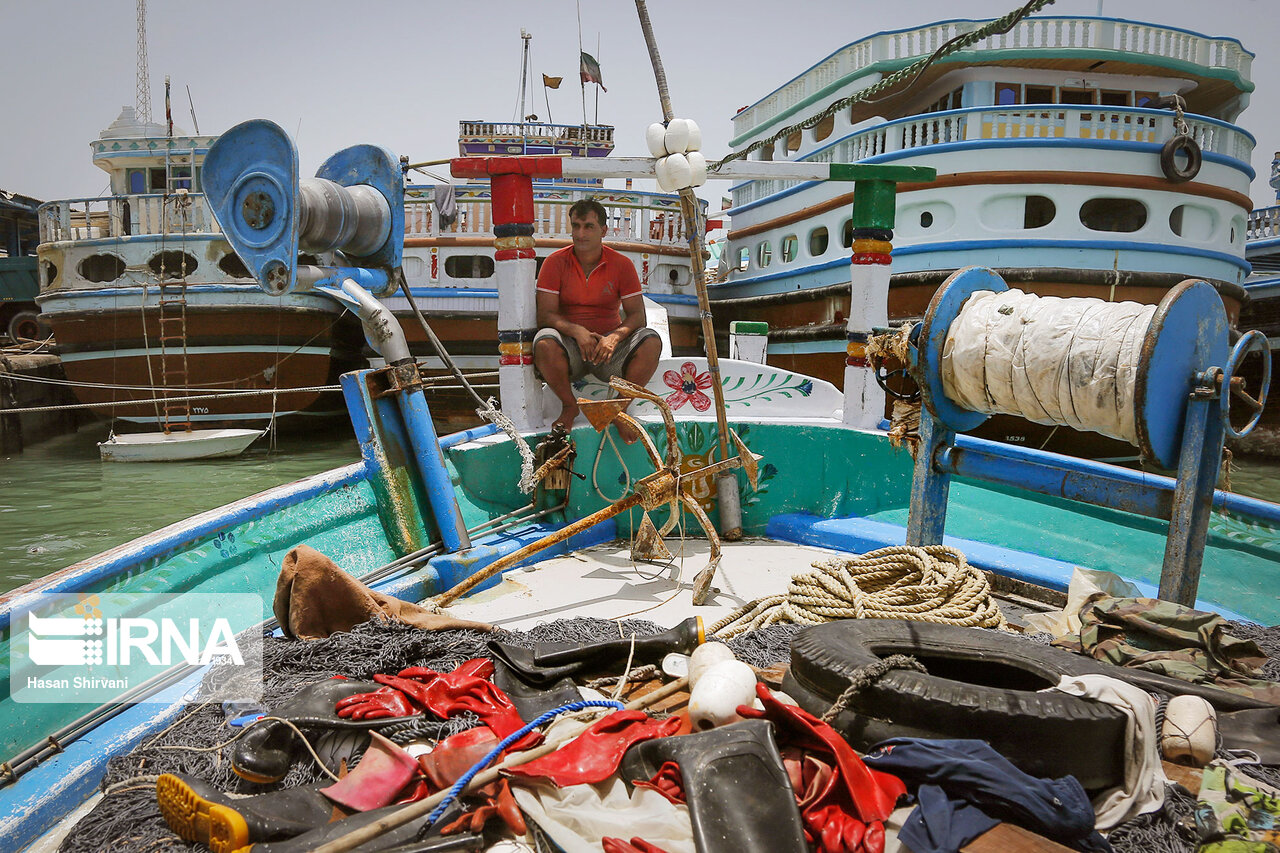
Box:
<box><xmin>98</xmin><ymin>428</ymin><xmax>265</xmax><ymax>462</ymax></box>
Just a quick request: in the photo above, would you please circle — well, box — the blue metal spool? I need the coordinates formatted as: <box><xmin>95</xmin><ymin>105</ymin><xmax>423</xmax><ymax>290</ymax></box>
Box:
<box><xmin>906</xmin><ymin>266</ymin><xmax>1270</xmax><ymax>608</ymax></box>
<box><xmin>203</xmin><ymin>120</ymin><xmax>402</xmax><ymax>296</ymax></box>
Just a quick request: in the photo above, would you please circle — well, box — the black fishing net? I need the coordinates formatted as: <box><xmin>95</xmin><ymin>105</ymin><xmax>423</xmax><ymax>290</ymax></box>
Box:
<box><xmin>1224</xmin><ymin>619</ymin><xmax>1280</xmax><ymax>682</ymax></box>
<box><xmin>58</xmin><ymin>617</ymin><xmax>799</xmax><ymax>853</ymax></box>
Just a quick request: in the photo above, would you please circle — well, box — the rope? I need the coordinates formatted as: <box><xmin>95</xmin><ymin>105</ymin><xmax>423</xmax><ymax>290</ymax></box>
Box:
<box><xmin>0</xmin><ymin>384</ymin><xmax>341</xmax><ymax>415</ymax></box>
<box><xmin>710</xmin><ymin>544</ymin><xmax>1007</xmax><ymax>638</ymax></box>
<box><xmin>712</xmin><ymin>0</ymin><xmax>1057</xmax><ymax>170</ymax></box>
<box><xmin>820</xmin><ymin>654</ymin><xmax>928</xmax><ymax>724</ymax></box>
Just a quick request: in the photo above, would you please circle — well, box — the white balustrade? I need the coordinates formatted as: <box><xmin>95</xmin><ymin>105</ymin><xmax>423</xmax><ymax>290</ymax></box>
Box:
<box><xmin>38</xmin><ymin>194</ymin><xmax>223</xmax><ymax>243</ymax></box>
<box><xmin>1246</xmin><ymin>206</ymin><xmax>1280</xmax><ymax>241</ymax></box>
<box><xmin>733</xmin><ymin>17</ymin><xmax>1251</xmax><ymax>138</ymax></box>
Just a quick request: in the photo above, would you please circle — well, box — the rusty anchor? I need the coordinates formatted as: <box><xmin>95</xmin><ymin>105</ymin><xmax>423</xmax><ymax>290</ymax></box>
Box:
<box><xmin>429</xmin><ymin>378</ymin><xmax>761</xmax><ymax>608</ymax></box>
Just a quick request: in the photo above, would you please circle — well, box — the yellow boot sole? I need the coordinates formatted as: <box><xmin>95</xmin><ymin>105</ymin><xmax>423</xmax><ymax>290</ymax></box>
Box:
<box><xmin>155</xmin><ymin>773</ymin><xmax>252</xmax><ymax>853</ymax></box>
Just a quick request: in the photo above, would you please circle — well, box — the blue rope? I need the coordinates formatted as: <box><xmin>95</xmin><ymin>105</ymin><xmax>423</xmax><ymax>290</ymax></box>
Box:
<box><xmin>426</xmin><ymin>698</ymin><xmax>625</xmax><ymax>826</ymax></box>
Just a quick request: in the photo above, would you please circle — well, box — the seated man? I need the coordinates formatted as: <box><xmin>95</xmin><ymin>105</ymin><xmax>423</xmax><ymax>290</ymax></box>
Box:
<box><xmin>533</xmin><ymin>198</ymin><xmax>662</xmax><ymax>443</ymax></box>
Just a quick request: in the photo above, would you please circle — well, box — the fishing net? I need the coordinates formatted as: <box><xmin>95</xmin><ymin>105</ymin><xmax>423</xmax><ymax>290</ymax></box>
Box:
<box><xmin>54</xmin><ymin>617</ymin><xmax>1280</xmax><ymax>853</ymax></box>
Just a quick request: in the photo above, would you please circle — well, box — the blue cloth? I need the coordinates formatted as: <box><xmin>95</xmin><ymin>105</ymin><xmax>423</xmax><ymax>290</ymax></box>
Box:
<box><xmin>862</xmin><ymin>738</ymin><xmax>1110</xmax><ymax>853</ymax></box>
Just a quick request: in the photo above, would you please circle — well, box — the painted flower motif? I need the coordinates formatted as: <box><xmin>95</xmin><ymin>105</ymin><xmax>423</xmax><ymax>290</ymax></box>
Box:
<box><xmin>74</xmin><ymin>593</ymin><xmax>101</xmax><ymax>620</ymax></box>
<box><xmin>797</xmin><ymin>379</ymin><xmax>813</xmax><ymax>397</ymax></box>
<box><xmin>663</xmin><ymin>362</ymin><xmax>714</xmax><ymax>411</ymax></box>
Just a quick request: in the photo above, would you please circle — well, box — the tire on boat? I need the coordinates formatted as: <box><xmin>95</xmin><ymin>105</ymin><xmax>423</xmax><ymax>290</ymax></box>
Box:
<box><xmin>7</xmin><ymin>310</ymin><xmax>40</xmax><ymax>342</ymax></box>
<box><xmin>781</xmin><ymin>619</ymin><xmax>1128</xmax><ymax>790</ymax></box>
<box><xmin>1159</xmin><ymin>134</ymin><xmax>1202</xmax><ymax>182</ymax></box>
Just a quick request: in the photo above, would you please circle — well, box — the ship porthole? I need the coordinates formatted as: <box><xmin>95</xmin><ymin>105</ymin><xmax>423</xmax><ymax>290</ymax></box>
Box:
<box><xmin>920</xmin><ymin>211</ymin><xmax>934</xmax><ymax>228</ymax></box>
<box><xmin>218</xmin><ymin>253</ymin><xmax>252</xmax><ymax>279</ymax></box>
<box><xmin>148</xmin><ymin>251</ymin><xmax>198</xmax><ymax>280</ymax></box>
<box><xmin>79</xmin><ymin>254</ymin><xmax>126</xmax><ymax>283</ymax></box>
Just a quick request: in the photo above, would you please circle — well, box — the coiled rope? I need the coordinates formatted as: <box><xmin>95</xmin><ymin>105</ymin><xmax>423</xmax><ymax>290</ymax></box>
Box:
<box><xmin>710</xmin><ymin>544</ymin><xmax>1007</xmax><ymax>638</ymax></box>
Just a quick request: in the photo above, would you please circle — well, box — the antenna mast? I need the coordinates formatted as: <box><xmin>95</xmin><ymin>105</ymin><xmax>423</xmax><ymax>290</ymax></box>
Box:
<box><xmin>136</xmin><ymin>0</ymin><xmax>152</xmax><ymax>123</ymax></box>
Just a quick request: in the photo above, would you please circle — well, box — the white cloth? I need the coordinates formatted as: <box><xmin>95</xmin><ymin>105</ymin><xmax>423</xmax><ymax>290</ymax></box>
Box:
<box><xmin>511</xmin><ymin>776</ymin><xmax>696</xmax><ymax>853</ymax></box>
<box><xmin>1021</xmin><ymin>567</ymin><xmax>1141</xmax><ymax>638</ymax></box>
<box><xmin>1048</xmin><ymin>674</ymin><xmax>1168</xmax><ymax>830</ymax></box>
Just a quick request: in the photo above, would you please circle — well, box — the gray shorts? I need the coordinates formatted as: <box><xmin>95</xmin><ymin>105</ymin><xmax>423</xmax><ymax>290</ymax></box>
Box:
<box><xmin>534</xmin><ymin>326</ymin><xmax>659</xmax><ymax>382</ymax></box>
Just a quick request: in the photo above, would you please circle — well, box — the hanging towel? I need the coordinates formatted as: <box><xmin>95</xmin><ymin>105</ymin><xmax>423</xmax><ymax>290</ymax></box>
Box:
<box><xmin>435</xmin><ymin>183</ymin><xmax>457</xmax><ymax>229</ymax></box>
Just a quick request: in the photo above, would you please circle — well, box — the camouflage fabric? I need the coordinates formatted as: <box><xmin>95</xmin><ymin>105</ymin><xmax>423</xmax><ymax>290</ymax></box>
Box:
<box><xmin>1053</xmin><ymin>596</ymin><xmax>1280</xmax><ymax>704</ymax></box>
<box><xmin>1194</xmin><ymin>761</ymin><xmax>1280</xmax><ymax>852</ymax></box>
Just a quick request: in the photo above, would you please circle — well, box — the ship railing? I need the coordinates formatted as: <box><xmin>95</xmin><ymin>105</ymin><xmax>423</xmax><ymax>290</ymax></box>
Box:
<box><xmin>458</xmin><ymin>121</ymin><xmax>615</xmax><ymax>144</ymax></box>
<box><xmin>1247</xmin><ymin>206</ymin><xmax>1280</xmax><ymax>241</ymax></box>
<box><xmin>732</xmin><ymin>106</ymin><xmax>1254</xmax><ymax>208</ymax></box>
<box><xmin>733</xmin><ymin>17</ymin><xmax>1252</xmax><ymax>137</ymax></box>
<box><xmin>403</xmin><ymin>188</ymin><xmax>689</xmax><ymax>245</ymax></box>
<box><xmin>37</xmin><ymin>193</ymin><xmax>222</xmax><ymax>244</ymax></box>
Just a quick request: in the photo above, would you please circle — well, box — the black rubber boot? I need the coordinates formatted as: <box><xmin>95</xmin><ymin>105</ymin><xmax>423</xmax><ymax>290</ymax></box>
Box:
<box><xmin>619</xmin><ymin>718</ymin><xmax>807</xmax><ymax>853</ymax></box>
<box><xmin>232</xmin><ymin>678</ymin><xmax>413</xmax><ymax>783</ymax></box>
<box><xmin>156</xmin><ymin>773</ymin><xmax>338</xmax><ymax>853</ymax></box>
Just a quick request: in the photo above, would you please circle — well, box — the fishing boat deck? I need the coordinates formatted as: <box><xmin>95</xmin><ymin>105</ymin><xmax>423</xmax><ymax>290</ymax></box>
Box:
<box><xmin>445</xmin><ymin>536</ymin><xmax>1045</xmax><ymax>632</ymax></box>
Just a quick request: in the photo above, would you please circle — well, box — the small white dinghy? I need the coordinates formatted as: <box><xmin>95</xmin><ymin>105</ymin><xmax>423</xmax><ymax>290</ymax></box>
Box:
<box><xmin>98</xmin><ymin>428</ymin><xmax>266</xmax><ymax>462</ymax></box>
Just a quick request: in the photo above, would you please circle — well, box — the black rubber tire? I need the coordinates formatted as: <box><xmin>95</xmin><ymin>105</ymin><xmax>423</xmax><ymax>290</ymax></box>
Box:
<box><xmin>782</xmin><ymin>619</ymin><xmax>1128</xmax><ymax>790</ymax></box>
<box><xmin>7</xmin><ymin>310</ymin><xmax>40</xmax><ymax>342</ymax></box>
<box><xmin>1160</xmin><ymin>135</ymin><xmax>1202</xmax><ymax>183</ymax></box>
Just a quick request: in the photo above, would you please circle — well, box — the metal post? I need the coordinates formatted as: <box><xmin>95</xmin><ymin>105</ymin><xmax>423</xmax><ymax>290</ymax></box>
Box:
<box><xmin>1158</xmin><ymin>372</ymin><xmax>1224</xmax><ymax>606</ymax></box>
<box><xmin>844</xmin><ymin>177</ymin><xmax>898</xmax><ymax>428</ymax></box>
<box><xmin>905</xmin><ymin>411</ymin><xmax>955</xmax><ymax>546</ymax></box>
<box><xmin>491</xmin><ymin>170</ymin><xmax>543</xmax><ymax>431</ymax></box>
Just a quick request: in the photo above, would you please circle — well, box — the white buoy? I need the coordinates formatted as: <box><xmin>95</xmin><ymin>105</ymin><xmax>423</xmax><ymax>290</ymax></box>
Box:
<box><xmin>654</xmin><ymin>156</ymin><xmax>676</xmax><ymax>192</ymax></box>
<box><xmin>688</xmin><ymin>659</ymin><xmax>757</xmax><ymax>730</ymax></box>
<box><xmin>662</xmin><ymin>152</ymin><xmax>692</xmax><ymax>190</ymax></box>
<box><xmin>664</xmin><ymin>119</ymin><xmax>692</xmax><ymax>157</ymax></box>
<box><xmin>1161</xmin><ymin>695</ymin><xmax>1217</xmax><ymax>767</ymax></box>
<box><xmin>646</xmin><ymin>123</ymin><xmax>669</xmax><ymax>158</ymax></box>
<box><xmin>688</xmin><ymin>641</ymin><xmax>736</xmax><ymax>687</ymax></box>
<box><xmin>683</xmin><ymin>119</ymin><xmax>702</xmax><ymax>152</ymax></box>
<box><xmin>686</xmin><ymin>151</ymin><xmax>708</xmax><ymax>187</ymax></box>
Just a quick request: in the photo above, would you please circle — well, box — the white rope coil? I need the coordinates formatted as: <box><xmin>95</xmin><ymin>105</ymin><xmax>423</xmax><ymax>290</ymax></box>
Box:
<box><xmin>941</xmin><ymin>289</ymin><xmax>1155</xmax><ymax>444</ymax></box>
<box><xmin>710</xmin><ymin>544</ymin><xmax>1006</xmax><ymax>638</ymax></box>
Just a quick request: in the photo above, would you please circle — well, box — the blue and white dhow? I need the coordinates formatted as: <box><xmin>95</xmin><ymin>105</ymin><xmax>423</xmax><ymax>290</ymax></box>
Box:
<box><xmin>716</xmin><ymin>15</ymin><xmax>1255</xmax><ymax>450</ymax></box>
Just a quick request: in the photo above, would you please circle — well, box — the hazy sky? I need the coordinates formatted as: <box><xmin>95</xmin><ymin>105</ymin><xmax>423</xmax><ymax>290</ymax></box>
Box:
<box><xmin>1</xmin><ymin>0</ymin><xmax>1277</xmax><ymax>207</ymax></box>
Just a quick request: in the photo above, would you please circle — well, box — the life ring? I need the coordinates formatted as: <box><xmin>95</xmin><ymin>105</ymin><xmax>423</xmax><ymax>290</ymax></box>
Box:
<box><xmin>7</xmin><ymin>310</ymin><xmax>41</xmax><ymax>342</ymax></box>
<box><xmin>783</xmin><ymin>619</ymin><xmax>1128</xmax><ymax>789</ymax></box>
<box><xmin>1160</xmin><ymin>135</ymin><xmax>1201</xmax><ymax>183</ymax></box>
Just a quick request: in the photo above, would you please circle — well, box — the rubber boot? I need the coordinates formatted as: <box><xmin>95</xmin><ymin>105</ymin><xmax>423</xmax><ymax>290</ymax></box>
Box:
<box><xmin>619</xmin><ymin>718</ymin><xmax>807</xmax><ymax>853</ymax></box>
<box><xmin>156</xmin><ymin>773</ymin><xmax>339</xmax><ymax>853</ymax></box>
<box><xmin>233</xmin><ymin>678</ymin><xmax>413</xmax><ymax>783</ymax></box>
<box><xmin>247</xmin><ymin>803</ymin><xmax>482</xmax><ymax>852</ymax></box>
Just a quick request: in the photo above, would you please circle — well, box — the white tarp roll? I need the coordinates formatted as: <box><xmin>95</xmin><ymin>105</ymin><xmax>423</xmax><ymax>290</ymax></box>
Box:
<box><xmin>940</xmin><ymin>289</ymin><xmax>1156</xmax><ymax>445</ymax></box>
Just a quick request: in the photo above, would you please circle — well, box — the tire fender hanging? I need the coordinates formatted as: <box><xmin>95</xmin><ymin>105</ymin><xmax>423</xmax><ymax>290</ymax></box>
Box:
<box><xmin>1160</xmin><ymin>135</ymin><xmax>1202</xmax><ymax>183</ymax></box>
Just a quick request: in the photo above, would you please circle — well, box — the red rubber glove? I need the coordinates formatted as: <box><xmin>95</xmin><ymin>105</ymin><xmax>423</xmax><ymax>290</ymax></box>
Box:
<box><xmin>601</xmin><ymin>838</ymin><xmax>673</xmax><ymax>853</ymax></box>
<box><xmin>505</xmin><ymin>710</ymin><xmax>682</xmax><ymax>786</ymax></box>
<box><xmin>372</xmin><ymin>658</ymin><xmax>537</xmax><ymax>749</ymax></box>
<box><xmin>630</xmin><ymin>760</ymin><xmax>685</xmax><ymax>805</ymax></box>
<box><xmin>439</xmin><ymin>777</ymin><xmax>526</xmax><ymax>837</ymax></box>
<box><xmin>418</xmin><ymin>726</ymin><xmax>502</xmax><ymax>792</ymax></box>
<box><xmin>334</xmin><ymin>685</ymin><xmax>421</xmax><ymax>720</ymax></box>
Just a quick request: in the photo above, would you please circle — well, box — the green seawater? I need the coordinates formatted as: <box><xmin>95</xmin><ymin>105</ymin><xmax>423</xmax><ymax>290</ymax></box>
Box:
<box><xmin>0</xmin><ymin>422</ymin><xmax>361</xmax><ymax>593</ymax></box>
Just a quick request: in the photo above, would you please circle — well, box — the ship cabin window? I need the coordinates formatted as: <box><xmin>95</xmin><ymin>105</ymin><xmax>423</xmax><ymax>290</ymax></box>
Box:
<box><xmin>841</xmin><ymin>219</ymin><xmax>853</xmax><ymax>249</ymax></box>
<box><xmin>127</xmin><ymin>170</ymin><xmax>146</xmax><ymax>194</ymax></box>
<box><xmin>1079</xmin><ymin>198</ymin><xmax>1147</xmax><ymax>232</ymax></box>
<box><xmin>995</xmin><ymin>83</ymin><xmax>1019</xmax><ymax>106</ymax></box>
<box><xmin>149</xmin><ymin>168</ymin><xmax>167</xmax><ymax>192</ymax></box>
<box><xmin>1100</xmin><ymin>90</ymin><xmax>1130</xmax><ymax>107</ymax></box>
<box><xmin>786</xmin><ymin>131</ymin><xmax>802</xmax><ymax>154</ymax></box>
<box><xmin>738</xmin><ymin>247</ymin><xmax>750</xmax><ymax>272</ymax></box>
<box><xmin>924</xmin><ymin>87</ymin><xmax>963</xmax><ymax>114</ymax></box>
<box><xmin>812</xmin><ymin>114</ymin><xmax>835</xmax><ymax>143</ymax></box>
<box><xmin>1025</xmin><ymin>196</ymin><xmax>1055</xmax><ymax>229</ymax></box>
<box><xmin>780</xmin><ymin>235</ymin><xmax>799</xmax><ymax>263</ymax></box>
<box><xmin>1060</xmin><ymin>88</ymin><xmax>1095</xmax><ymax>106</ymax></box>
<box><xmin>756</xmin><ymin>241</ymin><xmax>772</xmax><ymax>268</ymax></box>
<box><xmin>758</xmin><ymin>144</ymin><xmax>774</xmax><ymax>162</ymax></box>
<box><xmin>809</xmin><ymin>226</ymin><xmax>829</xmax><ymax>256</ymax></box>
<box><xmin>170</xmin><ymin>167</ymin><xmax>193</xmax><ymax>191</ymax></box>
<box><xmin>444</xmin><ymin>255</ymin><xmax>495</xmax><ymax>278</ymax></box>
<box><xmin>1024</xmin><ymin>86</ymin><xmax>1054</xmax><ymax>105</ymax></box>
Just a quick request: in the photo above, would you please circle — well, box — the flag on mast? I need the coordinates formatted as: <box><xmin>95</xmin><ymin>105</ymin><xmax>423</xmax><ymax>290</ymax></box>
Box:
<box><xmin>579</xmin><ymin>52</ymin><xmax>606</xmax><ymax>92</ymax></box>
<box><xmin>542</xmin><ymin>73</ymin><xmax>562</xmax><ymax>89</ymax></box>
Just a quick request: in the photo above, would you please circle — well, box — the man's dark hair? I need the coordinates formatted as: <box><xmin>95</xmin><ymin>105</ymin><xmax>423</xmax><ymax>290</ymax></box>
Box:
<box><xmin>568</xmin><ymin>199</ymin><xmax>608</xmax><ymax>227</ymax></box>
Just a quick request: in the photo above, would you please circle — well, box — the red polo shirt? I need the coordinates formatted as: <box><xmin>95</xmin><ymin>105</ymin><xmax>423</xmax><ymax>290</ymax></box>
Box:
<box><xmin>536</xmin><ymin>245</ymin><xmax>642</xmax><ymax>335</ymax></box>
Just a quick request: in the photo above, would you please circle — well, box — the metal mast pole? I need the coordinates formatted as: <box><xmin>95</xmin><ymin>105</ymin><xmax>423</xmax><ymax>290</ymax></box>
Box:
<box><xmin>135</xmin><ymin>0</ymin><xmax>152</xmax><ymax>123</ymax></box>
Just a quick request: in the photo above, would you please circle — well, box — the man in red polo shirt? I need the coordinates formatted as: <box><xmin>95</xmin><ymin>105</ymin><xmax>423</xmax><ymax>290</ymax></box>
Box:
<box><xmin>534</xmin><ymin>199</ymin><xmax>661</xmax><ymax>442</ymax></box>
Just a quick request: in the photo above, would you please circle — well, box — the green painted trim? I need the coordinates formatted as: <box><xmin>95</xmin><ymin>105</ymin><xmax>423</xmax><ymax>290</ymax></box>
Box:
<box><xmin>829</xmin><ymin>164</ymin><xmax>936</xmax><ymax>183</ymax></box>
<box><xmin>729</xmin><ymin>48</ymin><xmax>1253</xmax><ymax>147</ymax></box>
<box><xmin>731</xmin><ymin>320</ymin><xmax>770</xmax><ymax>334</ymax></box>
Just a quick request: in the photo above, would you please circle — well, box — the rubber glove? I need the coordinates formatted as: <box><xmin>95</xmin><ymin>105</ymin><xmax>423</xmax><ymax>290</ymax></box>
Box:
<box><xmin>504</xmin><ymin>710</ymin><xmax>682</xmax><ymax>786</ymax></box>
<box><xmin>602</xmin><ymin>837</ymin><xmax>674</xmax><ymax>853</ymax></box>
<box><xmin>334</xmin><ymin>685</ymin><xmax>421</xmax><ymax>720</ymax></box>
<box><xmin>630</xmin><ymin>760</ymin><xmax>686</xmax><ymax>805</ymax></box>
<box><xmin>376</xmin><ymin>669</ymin><xmax>536</xmax><ymax>748</ymax></box>
<box><xmin>439</xmin><ymin>777</ymin><xmax>526</xmax><ymax>837</ymax></box>
<box><xmin>418</xmin><ymin>726</ymin><xmax>502</xmax><ymax>791</ymax></box>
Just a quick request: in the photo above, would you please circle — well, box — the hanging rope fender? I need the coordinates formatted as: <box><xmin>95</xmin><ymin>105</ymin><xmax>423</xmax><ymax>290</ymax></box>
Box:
<box><xmin>710</xmin><ymin>544</ymin><xmax>1007</xmax><ymax>638</ymax></box>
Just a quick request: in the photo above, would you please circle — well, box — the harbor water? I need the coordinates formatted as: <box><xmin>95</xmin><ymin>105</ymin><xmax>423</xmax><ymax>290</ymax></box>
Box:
<box><xmin>0</xmin><ymin>422</ymin><xmax>1277</xmax><ymax>595</ymax></box>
